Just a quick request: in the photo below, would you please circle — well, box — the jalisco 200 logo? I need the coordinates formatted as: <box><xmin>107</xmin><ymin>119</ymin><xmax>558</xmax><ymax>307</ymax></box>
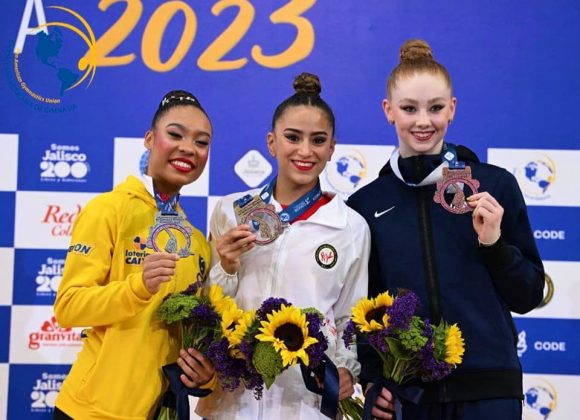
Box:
<box><xmin>11</xmin><ymin>0</ymin><xmax>318</xmax><ymax>110</ymax></box>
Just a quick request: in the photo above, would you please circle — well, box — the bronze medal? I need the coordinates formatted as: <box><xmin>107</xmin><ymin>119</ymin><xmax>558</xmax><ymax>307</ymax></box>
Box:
<box><xmin>433</xmin><ymin>167</ymin><xmax>480</xmax><ymax>214</ymax></box>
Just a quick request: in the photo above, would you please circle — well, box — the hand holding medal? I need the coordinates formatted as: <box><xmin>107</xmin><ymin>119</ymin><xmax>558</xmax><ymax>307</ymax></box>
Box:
<box><xmin>214</xmin><ymin>224</ymin><xmax>257</xmax><ymax>274</ymax></box>
<box><xmin>467</xmin><ymin>191</ymin><xmax>504</xmax><ymax>246</ymax></box>
<box><xmin>142</xmin><ymin>252</ymin><xmax>179</xmax><ymax>294</ymax></box>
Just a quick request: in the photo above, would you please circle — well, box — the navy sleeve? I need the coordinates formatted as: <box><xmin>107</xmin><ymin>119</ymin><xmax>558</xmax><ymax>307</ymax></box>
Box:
<box><xmin>346</xmin><ymin>195</ymin><xmax>384</xmax><ymax>385</ymax></box>
<box><xmin>479</xmin><ymin>170</ymin><xmax>545</xmax><ymax>314</ymax></box>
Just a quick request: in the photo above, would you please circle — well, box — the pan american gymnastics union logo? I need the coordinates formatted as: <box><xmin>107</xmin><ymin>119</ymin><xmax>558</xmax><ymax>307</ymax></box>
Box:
<box><xmin>11</xmin><ymin>0</ymin><xmax>97</xmax><ymax>111</ymax></box>
<box><xmin>325</xmin><ymin>150</ymin><xmax>368</xmax><ymax>196</ymax></box>
<box><xmin>515</xmin><ymin>155</ymin><xmax>556</xmax><ymax>201</ymax></box>
<box><xmin>523</xmin><ymin>379</ymin><xmax>558</xmax><ymax>419</ymax></box>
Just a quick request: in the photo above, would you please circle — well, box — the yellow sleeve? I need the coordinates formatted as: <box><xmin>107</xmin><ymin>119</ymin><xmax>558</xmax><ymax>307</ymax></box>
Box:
<box><xmin>54</xmin><ymin>196</ymin><xmax>153</xmax><ymax>328</ymax></box>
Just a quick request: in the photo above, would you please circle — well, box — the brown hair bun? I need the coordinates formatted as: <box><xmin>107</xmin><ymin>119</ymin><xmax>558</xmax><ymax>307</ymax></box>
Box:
<box><xmin>293</xmin><ymin>72</ymin><xmax>322</xmax><ymax>95</ymax></box>
<box><xmin>399</xmin><ymin>39</ymin><xmax>434</xmax><ymax>63</ymax></box>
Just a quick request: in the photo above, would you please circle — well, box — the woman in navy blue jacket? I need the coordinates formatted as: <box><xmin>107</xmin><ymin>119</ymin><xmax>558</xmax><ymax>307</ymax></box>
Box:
<box><xmin>347</xmin><ymin>39</ymin><xmax>544</xmax><ymax>419</ymax></box>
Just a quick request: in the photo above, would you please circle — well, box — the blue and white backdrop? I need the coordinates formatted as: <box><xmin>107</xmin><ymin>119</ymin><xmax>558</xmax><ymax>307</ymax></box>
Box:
<box><xmin>0</xmin><ymin>1</ymin><xmax>579</xmax><ymax>418</ymax></box>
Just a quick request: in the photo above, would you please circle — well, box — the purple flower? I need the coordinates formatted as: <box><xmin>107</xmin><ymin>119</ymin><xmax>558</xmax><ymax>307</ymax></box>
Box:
<box><xmin>256</xmin><ymin>297</ymin><xmax>291</xmax><ymax>321</ymax></box>
<box><xmin>342</xmin><ymin>321</ymin><xmax>356</xmax><ymax>348</ymax></box>
<box><xmin>182</xmin><ymin>281</ymin><xmax>203</xmax><ymax>296</ymax></box>
<box><xmin>304</xmin><ymin>312</ymin><xmax>327</xmax><ymax>369</ymax></box>
<box><xmin>191</xmin><ymin>303</ymin><xmax>219</xmax><ymax>325</ymax></box>
<box><xmin>386</xmin><ymin>292</ymin><xmax>419</xmax><ymax>331</ymax></box>
<box><xmin>419</xmin><ymin>319</ymin><xmax>452</xmax><ymax>381</ymax></box>
<box><xmin>368</xmin><ymin>329</ymin><xmax>388</xmax><ymax>353</ymax></box>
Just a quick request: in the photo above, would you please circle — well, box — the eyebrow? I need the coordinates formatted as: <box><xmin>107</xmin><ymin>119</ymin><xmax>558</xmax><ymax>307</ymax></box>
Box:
<box><xmin>398</xmin><ymin>97</ymin><xmax>448</xmax><ymax>104</ymax></box>
<box><xmin>283</xmin><ymin>128</ymin><xmax>329</xmax><ymax>136</ymax></box>
<box><xmin>166</xmin><ymin>122</ymin><xmax>211</xmax><ymax>138</ymax></box>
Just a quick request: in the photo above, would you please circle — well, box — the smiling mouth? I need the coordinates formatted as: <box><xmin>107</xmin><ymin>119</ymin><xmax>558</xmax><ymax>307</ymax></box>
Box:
<box><xmin>170</xmin><ymin>159</ymin><xmax>193</xmax><ymax>173</ymax></box>
<box><xmin>292</xmin><ymin>160</ymin><xmax>315</xmax><ymax>171</ymax></box>
<box><xmin>412</xmin><ymin>131</ymin><xmax>435</xmax><ymax>141</ymax></box>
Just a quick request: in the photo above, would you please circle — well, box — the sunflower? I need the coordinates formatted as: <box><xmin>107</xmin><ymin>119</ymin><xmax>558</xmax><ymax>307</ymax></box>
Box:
<box><xmin>223</xmin><ymin>308</ymin><xmax>256</xmax><ymax>349</ymax></box>
<box><xmin>444</xmin><ymin>323</ymin><xmax>465</xmax><ymax>365</ymax></box>
<box><xmin>351</xmin><ymin>292</ymin><xmax>394</xmax><ymax>333</ymax></box>
<box><xmin>207</xmin><ymin>284</ymin><xmax>236</xmax><ymax>316</ymax></box>
<box><xmin>255</xmin><ymin>305</ymin><xmax>318</xmax><ymax>367</ymax></box>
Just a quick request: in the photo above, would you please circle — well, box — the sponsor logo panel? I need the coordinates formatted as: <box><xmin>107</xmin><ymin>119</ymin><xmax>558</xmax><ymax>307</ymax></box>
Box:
<box><xmin>321</xmin><ymin>144</ymin><xmax>394</xmax><ymax>199</ymax></box>
<box><xmin>487</xmin><ymin>148</ymin><xmax>580</xmax><ymax>206</ymax></box>
<box><xmin>0</xmin><ymin>248</ymin><xmax>14</xmax><ymax>306</ymax></box>
<box><xmin>18</xmin><ymin>139</ymin><xmax>110</xmax><ymax>192</ymax></box>
<box><xmin>523</xmin><ymin>374</ymin><xmax>580</xmax><ymax>419</ymax></box>
<box><xmin>234</xmin><ymin>150</ymin><xmax>272</xmax><ymax>188</ymax></box>
<box><xmin>515</xmin><ymin>318</ymin><xmax>580</xmax><ymax>375</ymax></box>
<box><xmin>7</xmin><ymin>365</ymin><xmax>71</xmax><ymax>419</ymax></box>
<box><xmin>527</xmin><ymin>206</ymin><xmax>580</xmax><ymax>262</ymax></box>
<box><xmin>0</xmin><ymin>134</ymin><xmax>19</xmax><ymax>191</ymax></box>
<box><xmin>113</xmin><ymin>137</ymin><xmax>209</xmax><ymax>197</ymax></box>
<box><xmin>13</xmin><ymin>250</ymin><xmax>67</xmax><ymax>305</ymax></box>
<box><xmin>14</xmin><ymin>191</ymin><xmax>96</xmax><ymax>249</ymax></box>
<box><xmin>9</xmin><ymin>306</ymin><xmax>83</xmax><ymax>364</ymax></box>
<box><xmin>514</xmin><ymin>261</ymin><xmax>580</xmax><ymax>319</ymax></box>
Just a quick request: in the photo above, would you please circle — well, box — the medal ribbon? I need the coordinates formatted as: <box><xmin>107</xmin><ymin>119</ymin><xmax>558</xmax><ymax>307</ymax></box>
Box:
<box><xmin>390</xmin><ymin>142</ymin><xmax>464</xmax><ymax>187</ymax></box>
<box><xmin>235</xmin><ymin>177</ymin><xmax>323</xmax><ymax>224</ymax></box>
<box><xmin>154</xmin><ymin>188</ymin><xmax>179</xmax><ymax>215</ymax></box>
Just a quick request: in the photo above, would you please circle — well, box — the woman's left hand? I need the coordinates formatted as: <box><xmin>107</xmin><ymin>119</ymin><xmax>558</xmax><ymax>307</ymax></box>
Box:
<box><xmin>177</xmin><ymin>348</ymin><xmax>215</xmax><ymax>388</ymax></box>
<box><xmin>467</xmin><ymin>192</ymin><xmax>504</xmax><ymax>245</ymax></box>
<box><xmin>338</xmin><ymin>367</ymin><xmax>354</xmax><ymax>400</ymax></box>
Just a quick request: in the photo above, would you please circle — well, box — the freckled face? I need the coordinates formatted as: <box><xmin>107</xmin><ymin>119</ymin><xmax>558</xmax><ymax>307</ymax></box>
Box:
<box><xmin>144</xmin><ymin>106</ymin><xmax>212</xmax><ymax>195</ymax></box>
<box><xmin>267</xmin><ymin>105</ymin><xmax>335</xmax><ymax>201</ymax></box>
<box><xmin>383</xmin><ymin>72</ymin><xmax>456</xmax><ymax>157</ymax></box>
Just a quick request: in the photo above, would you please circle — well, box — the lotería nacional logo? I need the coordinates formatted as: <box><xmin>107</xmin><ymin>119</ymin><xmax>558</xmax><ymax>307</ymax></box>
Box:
<box><xmin>325</xmin><ymin>150</ymin><xmax>368</xmax><ymax>196</ymax></box>
<box><xmin>517</xmin><ymin>330</ymin><xmax>528</xmax><ymax>357</ymax></box>
<box><xmin>523</xmin><ymin>379</ymin><xmax>558</xmax><ymax>419</ymax></box>
<box><xmin>28</xmin><ymin>316</ymin><xmax>81</xmax><ymax>350</ymax></box>
<box><xmin>30</xmin><ymin>371</ymin><xmax>66</xmax><ymax>413</ymax></box>
<box><xmin>40</xmin><ymin>143</ymin><xmax>90</xmax><ymax>182</ymax></box>
<box><xmin>36</xmin><ymin>256</ymin><xmax>64</xmax><ymax>297</ymax></box>
<box><xmin>514</xmin><ymin>154</ymin><xmax>556</xmax><ymax>201</ymax></box>
<box><xmin>42</xmin><ymin>203</ymin><xmax>81</xmax><ymax>237</ymax></box>
<box><xmin>9</xmin><ymin>0</ymin><xmax>97</xmax><ymax>112</ymax></box>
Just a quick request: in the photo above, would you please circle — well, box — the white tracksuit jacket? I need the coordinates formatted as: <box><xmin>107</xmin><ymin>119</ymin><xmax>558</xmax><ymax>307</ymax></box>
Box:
<box><xmin>197</xmin><ymin>189</ymin><xmax>370</xmax><ymax>419</ymax></box>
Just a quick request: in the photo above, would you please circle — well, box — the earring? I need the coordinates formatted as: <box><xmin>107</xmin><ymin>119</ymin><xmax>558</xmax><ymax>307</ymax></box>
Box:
<box><xmin>448</xmin><ymin>120</ymin><xmax>453</xmax><ymax>125</ymax></box>
<box><xmin>388</xmin><ymin>120</ymin><xmax>394</xmax><ymax>125</ymax></box>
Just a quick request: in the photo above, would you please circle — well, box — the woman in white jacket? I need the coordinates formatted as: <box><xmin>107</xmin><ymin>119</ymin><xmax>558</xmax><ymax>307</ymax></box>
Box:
<box><xmin>199</xmin><ymin>73</ymin><xmax>370</xmax><ymax>419</ymax></box>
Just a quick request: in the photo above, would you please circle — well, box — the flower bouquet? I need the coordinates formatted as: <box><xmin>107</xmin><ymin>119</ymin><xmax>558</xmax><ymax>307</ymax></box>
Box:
<box><xmin>156</xmin><ymin>282</ymin><xmax>234</xmax><ymax>420</ymax></box>
<box><xmin>342</xmin><ymin>289</ymin><xmax>465</xmax><ymax>419</ymax></box>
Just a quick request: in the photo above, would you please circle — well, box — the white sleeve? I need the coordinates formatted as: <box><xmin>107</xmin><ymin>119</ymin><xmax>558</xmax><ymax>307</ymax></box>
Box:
<box><xmin>331</xmin><ymin>215</ymin><xmax>370</xmax><ymax>379</ymax></box>
<box><xmin>208</xmin><ymin>197</ymin><xmax>240</xmax><ymax>297</ymax></box>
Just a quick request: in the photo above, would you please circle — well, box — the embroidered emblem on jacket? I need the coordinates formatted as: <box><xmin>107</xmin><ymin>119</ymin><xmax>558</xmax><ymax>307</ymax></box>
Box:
<box><xmin>315</xmin><ymin>244</ymin><xmax>337</xmax><ymax>269</ymax></box>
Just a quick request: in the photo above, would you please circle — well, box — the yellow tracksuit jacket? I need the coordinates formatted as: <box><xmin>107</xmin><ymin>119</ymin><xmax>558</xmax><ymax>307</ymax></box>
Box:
<box><xmin>54</xmin><ymin>175</ymin><xmax>211</xmax><ymax>419</ymax></box>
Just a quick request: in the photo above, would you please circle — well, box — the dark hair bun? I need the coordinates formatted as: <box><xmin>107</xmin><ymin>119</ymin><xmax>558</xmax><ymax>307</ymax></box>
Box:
<box><xmin>293</xmin><ymin>72</ymin><xmax>321</xmax><ymax>95</ymax></box>
<box><xmin>159</xmin><ymin>89</ymin><xmax>199</xmax><ymax>109</ymax></box>
<box><xmin>399</xmin><ymin>39</ymin><xmax>433</xmax><ymax>63</ymax></box>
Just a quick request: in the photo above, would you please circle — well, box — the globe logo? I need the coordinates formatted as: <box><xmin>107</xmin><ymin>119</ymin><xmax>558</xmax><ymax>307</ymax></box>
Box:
<box><xmin>12</xmin><ymin>5</ymin><xmax>97</xmax><ymax>109</ymax></box>
<box><xmin>325</xmin><ymin>151</ymin><xmax>368</xmax><ymax>195</ymax></box>
<box><xmin>523</xmin><ymin>380</ymin><xmax>557</xmax><ymax>419</ymax></box>
<box><xmin>516</xmin><ymin>156</ymin><xmax>556</xmax><ymax>200</ymax></box>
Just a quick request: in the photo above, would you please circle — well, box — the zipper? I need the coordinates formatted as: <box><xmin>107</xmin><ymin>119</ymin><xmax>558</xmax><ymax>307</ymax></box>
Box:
<box><xmin>414</xmin><ymin>157</ymin><xmax>442</xmax><ymax>324</ymax></box>
<box><xmin>270</xmin><ymin>224</ymin><xmax>290</xmax><ymax>297</ymax></box>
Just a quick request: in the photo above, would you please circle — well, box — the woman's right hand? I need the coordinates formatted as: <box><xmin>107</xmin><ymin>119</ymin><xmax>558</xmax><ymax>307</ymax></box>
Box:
<box><xmin>367</xmin><ymin>384</ymin><xmax>395</xmax><ymax>419</ymax></box>
<box><xmin>142</xmin><ymin>252</ymin><xmax>179</xmax><ymax>294</ymax></box>
<box><xmin>215</xmin><ymin>224</ymin><xmax>256</xmax><ymax>274</ymax></box>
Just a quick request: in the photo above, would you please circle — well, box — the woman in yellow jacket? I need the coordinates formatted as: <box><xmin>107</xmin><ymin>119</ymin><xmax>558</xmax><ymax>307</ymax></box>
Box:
<box><xmin>54</xmin><ymin>90</ymin><xmax>216</xmax><ymax>419</ymax></box>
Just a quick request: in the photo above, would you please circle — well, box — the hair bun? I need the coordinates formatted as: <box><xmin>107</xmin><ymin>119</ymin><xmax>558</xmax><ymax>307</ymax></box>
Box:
<box><xmin>293</xmin><ymin>72</ymin><xmax>321</xmax><ymax>95</ymax></box>
<box><xmin>399</xmin><ymin>39</ymin><xmax>433</xmax><ymax>63</ymax></box>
